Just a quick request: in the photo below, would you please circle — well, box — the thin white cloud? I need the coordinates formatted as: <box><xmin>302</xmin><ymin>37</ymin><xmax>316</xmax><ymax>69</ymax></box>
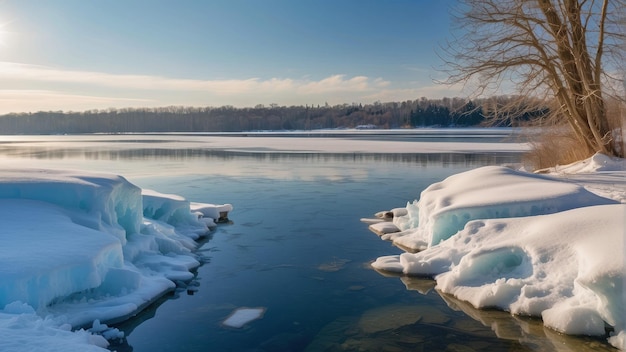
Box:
<box><xmin>0</xmin><ymin>62</ymin><xmax>390</xmax><ymax>95</ymax></box>
<box><xmin>0</xmin><ymin>61</ymin><xmax>463</xmax><ymax>113</ymax></box>
<box><xmin>297</xmin><ymin>75</ymin><xmax>376</xmax><ymax>94</ymax></box>
<box><xmin>0</xmin><ymin>89</ymin><xmax>150</xmax><ymax>101</ymax></box>
<box><xmin>0</xmin><ymin>89</ymin><xmax>153</xmax><ymax>113</ymax></box>
<box><xmin>0</xmin><ymin>62</ymin><xmax>261</xmax><ymax>93</ymax></box>
<box><xmin>362</xmin><ymin>83</ymin><xmax>465</xmax><ymax>102</ymax></box>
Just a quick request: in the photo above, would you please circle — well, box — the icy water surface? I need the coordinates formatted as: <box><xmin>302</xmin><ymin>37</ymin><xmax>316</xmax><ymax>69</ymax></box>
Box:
<box><xmin>0</xmin><ymin>132</ymin><xmax>616</xmax><ymax>351</ymax></box>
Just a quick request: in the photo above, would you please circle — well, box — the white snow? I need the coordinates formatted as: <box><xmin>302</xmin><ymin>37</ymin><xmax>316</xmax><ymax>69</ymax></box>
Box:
<box><xmin>0</xmin><ymin>303</ymin><xmax>109</xmax><ymax>352</ymax></box>
<box><xmin>385</xmin><ymin>165</ymin><xmax>617</xmax><ymax>251</ymax></box>
<box><xmin>222</xmin><ymin>307</ymin><xmax>266</xmax><ymax>328</ymax></box>
<box><xmin>0</xmin><ymin>167</ymin><xmax>232</xmax><ymax>351</ymax></box>
<box><xmin>368</xmin><ymin>221</ymin><xmax>401</xmax><ymax>236</ymax></box>
<box><xmin>370</xmin><ymin>153</ymin><xmax>626</xmax><ymax>350</ymax></box>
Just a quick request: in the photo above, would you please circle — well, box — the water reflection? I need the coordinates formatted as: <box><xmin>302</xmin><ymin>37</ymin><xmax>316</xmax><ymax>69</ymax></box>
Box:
<box><xmin>0</xmin><ymin>144</ymin><xmax>521</xmax><ymax>168</ymax></box>
<box><xmin>0</xmin><ymin>142</ymin><xmax>524</xmax><ymax>186</ymax></box>
<box><xmin>305</xmin><ymin>293</ymin><xmax>529</xmax><ymax>352</ymax></box>
<box><xmin>376</xmin><ymin>273</ymin><xmax>617</xmax><ymax>351</ymax></box>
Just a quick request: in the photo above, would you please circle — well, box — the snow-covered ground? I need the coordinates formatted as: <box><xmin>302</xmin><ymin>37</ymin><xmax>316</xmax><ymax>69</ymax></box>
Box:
<box><xmin>368</xmin><ymin>153</ymin><xmax>626</xmax><ymax>350</ymax></box>
<box><xmin>0</xmin><ymin>168</ymin><xmax>232</xmax><ymax>351</ymax></box>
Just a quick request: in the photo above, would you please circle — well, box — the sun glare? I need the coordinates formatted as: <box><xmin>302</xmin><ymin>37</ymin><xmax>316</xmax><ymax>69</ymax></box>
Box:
<box><xmin>0</xmin><ymin>20</ymin><xmax>12</xmax><ymax>47</ymax></box>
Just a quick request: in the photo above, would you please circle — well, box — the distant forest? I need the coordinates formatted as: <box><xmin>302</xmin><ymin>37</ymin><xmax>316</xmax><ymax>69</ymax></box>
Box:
<box><xmin>0</xmin><ymin>96</ymin><xmax>548</xmax><ymax>134</ymax></box>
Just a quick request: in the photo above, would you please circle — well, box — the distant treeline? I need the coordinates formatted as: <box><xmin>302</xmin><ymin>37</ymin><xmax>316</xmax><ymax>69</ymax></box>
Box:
<box><xmin>0</xmin><ymin>96</ymin><xmax>548</xmax><ymax>134</ymax></box>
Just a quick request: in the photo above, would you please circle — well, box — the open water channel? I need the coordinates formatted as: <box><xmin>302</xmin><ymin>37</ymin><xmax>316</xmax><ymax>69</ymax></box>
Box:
<box><xmin>0</xmin><ymin>130</ymin><xmax>616</xmax><ymax>351</ymax></box>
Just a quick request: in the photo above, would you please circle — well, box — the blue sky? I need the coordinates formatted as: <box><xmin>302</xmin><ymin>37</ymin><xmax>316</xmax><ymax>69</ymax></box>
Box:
<box><xmin>0</xmin><ymin>0</ymin><xmax>460</xmax><ymax>113</ymax></box>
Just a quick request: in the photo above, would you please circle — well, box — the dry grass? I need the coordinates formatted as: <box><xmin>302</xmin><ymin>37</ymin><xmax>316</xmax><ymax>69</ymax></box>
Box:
<box><xmin>606</xmin><ymin>98</ymin><xmax>626</xmax><ymax>157</ymax></box>
<box><xmin>523</xmin><ymin>126</ymin><xmax>596</xmax><ymax>171</ymax></box>
<box><xmin>523</xmin><ymin>99</ymin><xmax>625</xmax><ymax>171</ymax></box>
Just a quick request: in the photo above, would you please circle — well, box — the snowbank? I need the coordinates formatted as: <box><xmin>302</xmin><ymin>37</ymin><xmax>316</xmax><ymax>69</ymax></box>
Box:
<box><xmin>385</xmin><ymin>165</ymin><xmax>616</xmax><ymax>251</ymax></box>
<box><xmin>0</xmin><ymin>168</ymin><xmax>232</xmax><ymax>351</ymax></box>
<box><xmin>370</xmin><ymin>154</ymin><xmax>626</xmax><ymax>350</ymax></box>
<box><xmin>549</xmin><ymin>152</ymin><xmax>625</xmax><ymax>173</ymax></box>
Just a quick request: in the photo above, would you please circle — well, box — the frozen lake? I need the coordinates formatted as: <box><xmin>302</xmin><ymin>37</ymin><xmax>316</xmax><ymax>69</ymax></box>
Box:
<box><xmin>0</xmin><ymin>130</ymin><xmax>614</xmax><ymax>351</ymax></box>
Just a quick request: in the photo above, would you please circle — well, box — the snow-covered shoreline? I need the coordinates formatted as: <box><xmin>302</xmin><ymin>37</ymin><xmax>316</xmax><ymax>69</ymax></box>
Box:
<box><xmin>0</xmin><ymin>168</ymin><xmax>232</xmax><ymax>351</ymax></box>
<box><xmin>367</xmin><ymin>153</ymin><xmax>626</xmax><ymax>350</ymax></box>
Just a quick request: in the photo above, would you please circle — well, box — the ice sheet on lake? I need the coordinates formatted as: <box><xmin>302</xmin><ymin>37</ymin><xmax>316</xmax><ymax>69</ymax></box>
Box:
<box><xmin>370</xmin><ymin>154</ymin><xmax>626</xmax><ymax>350</ymax></box>
<box><xmin>0</xmin><ymin>168</ymin><xmax>232</xmax><ymax>351</ymax></box>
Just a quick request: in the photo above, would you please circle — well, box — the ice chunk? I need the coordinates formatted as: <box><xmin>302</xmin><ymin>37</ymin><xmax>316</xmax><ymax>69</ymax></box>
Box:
<box><xmin>359</xmin><ymin>217</ymin><xmax>386</xmax><ymax>225</ymax></box>
<box><xmin>0</xmin><ymin>168</ymin><xmax>143</xmax><ymax>244</ymax></box>
<box><xmin>368</xmin><ymin>222</ymin><xmax>400</xmax><ymax>236</ymax></box>
<box><xmin>0</xmin><ymin>303</ymin><xmax>109</xmax><ymax>351</ymax></box>
<box><xmin>393</xmin><ymin>200</ymin><xmax>419</xmax><ymax>231</ymax></box>
<box><xmin>190</xmin><ymin>201</ymin><xmax>233</xmax><ymax>222</ymax></box>
<box><xmin>142</xmin><ymin>189</ymin><xmax>207</xmax><ymax>235</ymax></box>
<box><xmin>89</xmin><ymin>319</ymin><xmax>124</xmax><ymax>341</ymax></box>
<box><xmin>610</xmin><ymin>331</ymin><xmax>626</xmax><ymax>351</ymax></box>
<box><xmin>392</xmin><ymin>207</ymin><xmax>408</xmax><ymax>217</ymax></box>
<box><xmin>0</xmin><ymin>199</ymin><xmax>124</xmax><ymax>309</ymax></box>
<box><xmin>222</xmin><ymin>307</ymin><xmax>266</xmax><ymax>328</ymax></box>
<box><xmin>542</xmin><ymin>305</ymin><xmax>606</xmax><ymax>336</ymax></box>
<box><xmin>3</xmin><ymin>301</ymin><xmax>35</xmax><ymax>315</ymax></box>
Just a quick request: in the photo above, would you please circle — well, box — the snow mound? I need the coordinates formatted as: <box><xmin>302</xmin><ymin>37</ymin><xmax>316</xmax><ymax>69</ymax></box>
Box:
<box><xmin>551</xmin><ymin>152</ymin><xmax>626</xmax><ymax>173</ymax></box>
<box><xmin>390</xmin><ymin>166</ymin><xmax>616</xmax><ymax>250</ymax></box>
<box><xmin>370</xmin><ymin>162</ymin><xmax>625</xmax><ymax>349</ymax></box>
<box><xmin>0</xmin><ymin>167</ymin><xmax>232</xmax><ymax>351</ymax></box>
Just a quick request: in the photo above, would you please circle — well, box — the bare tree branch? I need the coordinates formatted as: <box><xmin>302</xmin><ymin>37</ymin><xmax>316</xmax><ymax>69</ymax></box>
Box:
<box><xmin>441</xmin><ymin>0</ymin><xmax>625</xmax><ymax>158</ymax></box>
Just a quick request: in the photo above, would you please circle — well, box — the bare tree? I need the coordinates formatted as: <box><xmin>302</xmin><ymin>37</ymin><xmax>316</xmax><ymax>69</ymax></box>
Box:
<box><xmin>443</xmin><ymin>0</ymin><xmax>625</xmax><ymax>158</ymax></box>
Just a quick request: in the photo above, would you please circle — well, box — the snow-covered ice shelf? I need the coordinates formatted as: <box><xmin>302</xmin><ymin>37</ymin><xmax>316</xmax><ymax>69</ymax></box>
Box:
<box><xmin>368</xmin><ymin>153</ymin><xmax>626</xmax><ymax>350</ymax></box>
<box><xmin>0</xmin><ymin>168</ymin><xmax>232</xmax><ymax>351</ymax></box>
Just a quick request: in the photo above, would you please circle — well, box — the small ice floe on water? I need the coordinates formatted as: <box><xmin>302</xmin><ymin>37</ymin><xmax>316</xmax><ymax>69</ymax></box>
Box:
<box><xmin>359</xmin><ymin>217</ymin><xmax>385</xmax><ymax>225</ymax></box>
<box><xmin>362</xmin><ymin>208</ymin><xmax>404</xmax><ymax>235</ymax></box>
<box><xmin>367</xmin><ymin>221</ymin><xmax>400</xmax><ymax>236</ymax></box>
<box><xmin>222</xmin><ymin>307</ymin><xmax>266</xmax><ymax>328</ymax></box>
